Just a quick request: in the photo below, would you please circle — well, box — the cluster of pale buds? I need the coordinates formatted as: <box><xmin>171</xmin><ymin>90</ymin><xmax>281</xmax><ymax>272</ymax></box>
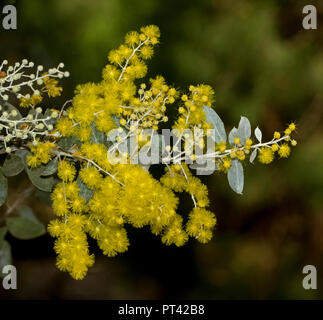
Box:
<box><xmin>0</xmin><ymin>105</ymin><xmax>60</xmax><ymax>153</ymax></box>
<box><xmin>0</xmin><ymin>59</ymin><xmax>69</xmax><ymax>101</ymax></box>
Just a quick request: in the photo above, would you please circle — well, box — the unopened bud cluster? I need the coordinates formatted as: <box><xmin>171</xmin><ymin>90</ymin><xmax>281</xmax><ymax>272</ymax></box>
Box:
<box><xmin>0</xmin><ymin>104</ymin><xmax>60</xmax><ymax>153</ymax></box>
<box><xmin>0</xmin><ymin>59</ymin><xmax>69</xmax><ymax>102</ymax></box>
<box><xmin>0</xmin><ymin>59</ymin><xmax>66</xmax><ymax>153</ymax></box>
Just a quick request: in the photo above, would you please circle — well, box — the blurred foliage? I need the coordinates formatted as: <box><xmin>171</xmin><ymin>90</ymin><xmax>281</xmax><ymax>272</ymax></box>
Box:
<box><xmin>1</xmin><ymin>0</ymin><xmax>323</xmax><ymax>299</ymax></box>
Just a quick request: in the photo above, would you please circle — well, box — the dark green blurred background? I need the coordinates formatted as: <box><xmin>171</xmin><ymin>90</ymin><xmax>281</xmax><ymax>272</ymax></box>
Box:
<box><xmin>1</xmin><ymin>0</ymin><xmax>323</xmax><ymax>299</ymax></box>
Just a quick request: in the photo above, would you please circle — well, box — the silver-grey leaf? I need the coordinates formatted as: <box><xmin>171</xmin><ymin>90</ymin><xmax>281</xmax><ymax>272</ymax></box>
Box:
<box><xmin>228</xmin><ymin>127</ymin><xmax>238</xmax><ymax>146</ymax></box>
<box><xmin>227</xmin><ymin>159</ymin><xmax>244</xmax><ymax>194</ymax></box>
<box><xmin>203</xmin><ymin>106</ymin><xmax>227</xmax><ymax>143</ymax></box>
<box><xmin>237</xmin><ymin>116</ymin><xmax>251</xmax><ymax>144</ymax></box>
<box><xmin>249</xmin><ymin>148</ymin><xmax>258</xmax><ymax>163</ymax></box>
<box><xmin>255</xmin><ymin>127</ymin><xmax>262</xmax><ymax>143</ymax></box>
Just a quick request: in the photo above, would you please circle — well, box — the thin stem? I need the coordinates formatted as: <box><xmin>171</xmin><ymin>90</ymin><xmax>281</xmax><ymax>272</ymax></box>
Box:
<box><xmin>53</xmin><ymin>149</ymin><xmax>125</xmax><ymax>187</ymax></box>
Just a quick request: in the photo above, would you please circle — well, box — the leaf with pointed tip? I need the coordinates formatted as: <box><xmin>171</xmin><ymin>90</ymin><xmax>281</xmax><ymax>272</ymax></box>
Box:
<box><xmin>228</xmin><ymin>127</ymin><xmax>238</xmax><ymax>146</ymax></box>
<box><xmin>203</xmin><ymin>106</ymin><xmax>227</xmax><ymax>143</ymax></box>
<box><xmin>227</xmin><ymin>159</ymin><xmax>244</xmax><ymax>194</ymax></box>
<box><xmin>237</xmin><ymin>116</ymin><xmax>251</xmax><ymax>144</ymax></box>
<box><xmin>249</xmin><ymin>148</ymin><xmax>258</xmax><ymax>163</ymax></box>
<box><xmin>255</xmin><ymin>127</ymin><xmax>262</xmax><ymax>143</ymax></box>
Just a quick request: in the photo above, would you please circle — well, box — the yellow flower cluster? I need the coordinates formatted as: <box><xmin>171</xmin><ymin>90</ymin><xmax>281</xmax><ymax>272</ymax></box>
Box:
<box><xmin>55</xmin><ymin>25</ymin><xmax>175</xmax><ymax>147</ymax></box>
<box><xmin>258</xmin><ymin>147</ymin><xmax>274</xmax><ymax>164</ymax></box>
<box><xmin>42</xmin><ymin>74</ymin><xmax>63</xmax><ymax>97</ymax></box>
<box><xmin>49</xmin><ymin>178</ymin><xmax>93</xmax><ymax>279</ymax></box>
<box><xmin>257</xmin><ymin>123</ymin><xmax>296</xmax><ymax>164</ymax></box>
<box><xmin>49</xmin><ymin>160</ymin><xmax>195</xmax><ymax>278</ymax></box>
<box><xmin>80</xmin><ymin>143</ymin><xmax>112</xmax><ymax>171</ymax></box>
<box><xmin>20</xmin><ymin>94</ymin><xmax>43</xmax><ymax>108</ymax></box>
<box><xmin>175</xmin><ymin>85</ymin><xmax>215</xmax><ymax>132</ymax></box>
<box><xmin>57</xmin><ymin>160</ymin><xmax>76</xmax><ymax>182</ymax></box>
<box><xmin>161</xmin><ymin>164</ymin><xmax>216</xmax><ymax>243</ymax></box>
<box><xmin>186</xmin><ymin>208</ymin><xmax>217</xmax><ymax>244</ymax></box>
<box><xmin>48</xmin><ymin>215</ymin><xmax>94</xmax><ymax>280</ymax></box>
<box><xmin>23</xmin><ymin>25</ymin><xmax>297</xmax><ymax>280</ymax></box>
<box><xmin>27</xmin><ymin>141</ymin><xmax>56</xmax><ymax>167</ymax></box>
<box><xmin>19</xmin><ymin>73</ymin><xmax>62</xmax><ymax>108</ymax></box>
